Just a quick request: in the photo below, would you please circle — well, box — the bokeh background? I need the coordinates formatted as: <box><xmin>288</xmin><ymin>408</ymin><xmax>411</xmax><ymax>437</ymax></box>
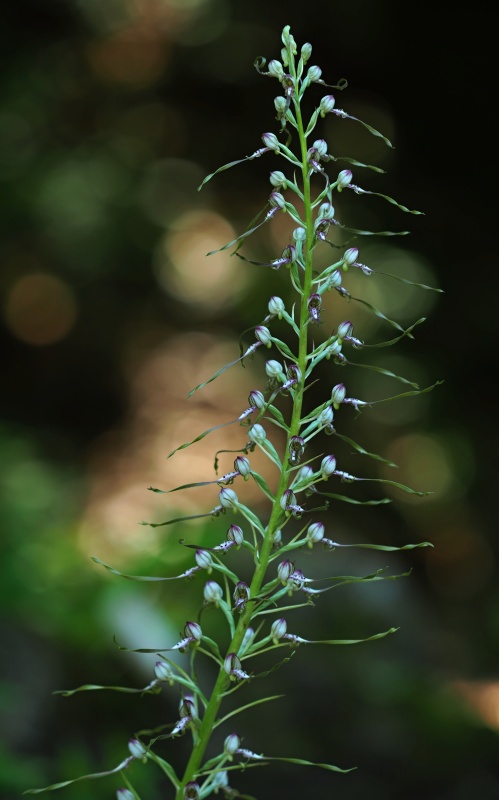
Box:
<box><xmin>2</xmin><ymin>2</ymin><xmax>498</xmax><ymax>799</ymax></box>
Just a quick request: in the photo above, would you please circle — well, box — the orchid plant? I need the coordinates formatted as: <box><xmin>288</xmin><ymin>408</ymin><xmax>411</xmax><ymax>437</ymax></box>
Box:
<box><xmin>26</xmin><ymin>24</ymin><xmax>441</xmax><ymax>800</ymax></box>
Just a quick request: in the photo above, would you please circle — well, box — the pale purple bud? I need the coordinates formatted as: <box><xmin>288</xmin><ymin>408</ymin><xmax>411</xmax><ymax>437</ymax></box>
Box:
<box><xmin>128</xmin><ymin>738</ymin><xmax>146</xmax><ymax>759</ymax></box>
<box><xmin>248</xmin><ymin>389</ymin><xmax>265</xmax><ymax>408</ymax></box>
<box><xmin>343</xmin><ymin>247</ymin><xmax>359</xmax><ymax>266</ymax></box>
<box><xmin>268</xmin><ymin>295</ymin><xmax>285</xmax><ymax>317</ymax></box>
<box><xmin>313</xmin><ymin>139</ymin><xmax>328</xmax><ymax>158</ymax></box>
<box><xmin>224</xmin><ymin>652</ymin><xmax>242</xmax><ymax>675</ymax></box>
<box><xmin>154</xmin><ymin>660</ymin><xmax>174</xmax><ymax>682</ymax></box>
<box><xmin>265</xmin><ymin>359</ymin><xmax>284</xmax><ymax>377</ymax></box>
<box><xmin>179</xmin><ymin>693</ymin><xmax>196</xmax><ymax>718</ymax></box>
<box><xmin>227</xmin><ymin>524</ymin><xmax>244</xmax><ymax>545</ymax></box>
<box><xmin>319</xmin><ymin>406</ymin><xmax>334</xmax><ymax>427</ymax></box>
<box><xmin>301</xmin><ymin>42</ymin><xmax>312</xmax><ymax>63</ymax></box>
<box><xmin>184</xmin><ymin>621</ymin><xmax>202</xmax><ymax>641</ymax></box>
<box><xmin>307</xmin><ymin>65</ymin><xmax>322</xmax><ymax>82</ymax></box>
<box><xmin>262</xmin><ymin>132</ymin><xmax>280</xmax><ymax>150</ymax></box>
<box><xmin>270</xmin><ymin>170</ymin><xmax>287</xmax><ymax>188</ymax></box>
<box><xmin>117</xmin><ymin>790</ymin><xmax>135</xmax><ymax>800</ymax></box>
<box><xmin>195</xmin><ymin>549</ymin><xmax>213</xmax><ymax>570</ymax></box>
<box><xmin>292</xmin><ymin>465</ymin><xmax>314</xmax><ymax>486</ymax></box>
<box><xmin>269</xmin><ymin>191</ymin><xmax>286</xmax><ymax>210</ymax></box>
<box><xmin>219</xmin><ymin>487</ymin><xmax>239</xmax><ymax>509</ymax></box>
<box><xmin>321</xmin><ymin>455</ymin><xmax>337</xmax><ymax>478</ymax></box>
<box><xmin>255</xmin><ymin>325</ymin><xmax>272</xmax><ymax>347</ymax></box>
<box><xmin>319</xmin><ymin>201</ymin><xmax>335</xmax><ymax>219</ymax></box>
<box><xmin>248</xmin><ymin>423</ymin><xmax>266</xmax><ymax>443</ymax></box>
<box><xmin>204</xmin><ymin>580</ymin><xmax>223</xmax><ymax>604</ymax></box>
<box><xmin>224</xmin><ymin>732</ymin><xmax>241</xmax><ymax>755</ymax></box>
<box><xmin>268</xmin><ymin>59</ymin><xmax>284</xmax><ymax>79</ymax></box>
<box><xmin>280</xmin><ymin>488</ymin><xmax>296</xmax><ymax>510</ymax></box>
<box><xmin>271</xmin><ymin>617</ymin><xmax>288</xmax><ymax>641</ymax></box>
<box><xmin>337</xmin><ymin>169</ymin><xmax>353</xmax><ymax>191</ymax></box>
<box><xmin>319</xmin><ymin>94</ymin><xmax>336</xmax><ymax>115</ymax></box>
<box><xmin>307</xmin><ymin>521</ymin><xmax>325</xmax><ymax>543</ymax></box>
<box><xmin>337</xmin><ymin>320</ymin><xmax>354</xmax><ymax>339</ymax></box>
<box><xmin>277</xmin><ymin>559</ymin><xmax>294</xmax><ymax>582</ymax></box>
<box><xmin>234</xmin><ymin>455</ymin><xmax>251</xmax><ymax>477</ymax></box>
<box><xmin>183</xmin><ymin>781</ymin><xmax>200</xmax><ymax>800</ymax></box>
<box><xmin>325</xmin><ymin>269</ymin><xmax>342</xmax><ymax>289</ymax></box>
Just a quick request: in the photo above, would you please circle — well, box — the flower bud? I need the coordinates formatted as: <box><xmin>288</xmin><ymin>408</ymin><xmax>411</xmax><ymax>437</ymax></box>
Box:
<box><xmin>255</xmin><ymin>325</ymin><xmax>272</xmax><ymax>347</ymax></box>
<box><xmin>319</xmin><ymin>94</ymin><xmax>335</xmax><ymax>115</ymax></box>
<box><xmin>337</xmin><ymin>320</ymin><xmax>354</xmax><ymax>339</ymax></box>
<box><xmin>262</xmin><ymin>132</ymin><xmax>280</xmax><ymax>151</ymax></box>
<box><xmin>270</xmin><ymin>170</ymin><xmax>287</xmax><ymax>188</ymax></box>
<box><xmin>274</xmin><ymin>95</ymin><xmax>287</xmax><ymax>114</ymax></box>
<box><xmin>293</xmin><ymin>226</ymin><xmax>306</xmax><ymax>241</ymax></box>
<box><xmin>240</xmin><ymin>626</ymin><xmax>255</xmax><ymax>652</ymax></box>
<box><xmin>219</xmin><ymin>487</ymin><xmax>239</xmax><ymax>509</ymax></box>
<box><xmin>117</xmin><ymin>790</ymin><xmax>135</xmax><ymax>800</ymax></box>
<box><xmin>204</xmin><ymin>580</ymin><xmax>223</xmax><ymax>605</ymax></box>
<box><xmin>195</xmin><ymin>549</ymin><xmax>213</xmax><ymax>570</ymax></box>
<box><xmin>265</xmin><ymin>359</ymin><xmax>284</xmax><ymax>377</ymax></box>
<box><xmin>273</xmin><ymin>529</ymin><xmax>282</xmax><ymax>547</ymax></box>
<box><xmin>277</xmin><ymin>559</ymin><xmax>294</xmax><ymax>582</ymax></box>
<box><xmin>248</xmin><ymin>389</ymin><xmax>265</xmax><ymax>408</ymax></box>
<box><xmin>268</xmin><ymin>295</ymin><xmax>285</xmax><ymax>316</ymax></box>
<box><xmin>224</xmin><ymin>652</ymin><xmax>242</xmax><ymax>675</ymax></box>
<box><xmin>227</xmin><ymin>523</ymin><xmax>244</xmax><ymax>545</ymax></box>
<box><xmin>248</xmin><ymin>423</ymin><xmax>266</xmax><ymax>443</ymax></box>
<box><xmin>280</xmin><ymin>488</ymin><xmax>296</xmax><ymax>510</ymax></box>
<box><xmin>343</xmin><ymin>247</ymin><xmax>359</xmax><ymax>266</ymax></box>
<box><xmin>268</xmin><ymin>59</ymin><xmax>284</xmax><ymax>79</ymax></box>
<box><xmin>307</xmin><ymin>521</ymin><xmax>325</xmax><ymax>543</ymax></box>
<box><xmin>326</xmin><ymin>269</ymin><xmax>342</xmax><ymax>288</ymax></box>
<box><xmin>183</xmin><ymin>781</ymin><xmax>200</xmax><ymax>800</ymax></box>
<box><xmin>292</xmin><ymin>464</ymin><xmax>314</xmax><ymax>486</ymax></box>
<box><xmin>184</xmin><ymin>621</ymin><xmax>202</xmax><ymax>641</ymax></box>
<box><xmin>337</xmin><ymin>169</ymin><xmax>352</xmax><ymax>191</ymax></box>
<box><xmin>313</xmin><ymin>139</ymin><xmax>328</xmax><ymax>158</ymax></box>
<box><xmin>307</xmin><ymin>65</ymin><xmax>322</xmax><ymax>82</ymax></box>
<box><xmin>234</xmin><ymin>455</ymin><xmax>251</xmax><ymax>478</ymax></box>
<box><xmin>270</xmin><ymin>617</ymin><xmax>287</xmax><ymax>641</ymax></box>
<box><xmin>128</xmin><ymin>738</ymin><xmax>146</xmax><ymax>759</ymax></box>
<box><xmin>301</xmin><ymin>42</ymin><xmax>312</xmax><ymax>63</ymax></box>
<box><xmin>224</xmin><ymin>732</ymin><xmax>241</xmax><ymax>755</ymax></box>
<box><xmin>319</xmin><ymin>406</ymin><xmax>334</xmax><ymax>427</ymax></box>
<box><xmin>269</xmin><ymin>191</ymin><xmax>286</xmax><ymax>209</ymax></box>
<box><xmin>331</xmin><ymin>383</ymin><xmax>347</xmax><ymax>406</ymax></box>
<box><xmin>154</xmin><ymin>660</ymin><xmax>174</xmax><ymax>682</ymax></box>
<box><xmin>321</xmin><ymin>455</ymin><xmax>337</xmax><ymax>478</ymax></box>
<box><xmin>325</xmin><ymin>339</ymin><xmax>342</xmax><ymax>359</ymax></box>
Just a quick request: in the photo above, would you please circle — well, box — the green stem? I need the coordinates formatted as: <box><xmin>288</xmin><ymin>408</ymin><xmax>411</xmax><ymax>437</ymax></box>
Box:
<box><xmin>174</xmin><ymin>62</ymin><xmax>315</xmax><ymax>800</ymax></box>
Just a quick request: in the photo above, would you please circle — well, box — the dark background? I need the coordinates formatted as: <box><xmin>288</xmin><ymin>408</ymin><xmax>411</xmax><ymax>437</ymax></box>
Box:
<box><xmin>2</xmin><ymin>2</ymin><xmax>498</xmax><ymax>799</ymax></box>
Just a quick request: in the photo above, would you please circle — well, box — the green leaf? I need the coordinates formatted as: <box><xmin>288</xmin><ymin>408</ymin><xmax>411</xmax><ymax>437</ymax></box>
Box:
<box><xmin>250</xmin><ymin>470</ymin><xmax>275</xmax><ymax>502</ymax></box>
<box><xmin>53</xmin><ymin>682</ymin><xmax>161</xmax><ymax>697</ymax></box>
<box><xmin>92</xmin><ymin>556</ymin><xmax>200</xmax><ymax>581</ymax></box>
<box><xmin>314</xmin><ymin>626</ymin><xmax>399</xmax><ymax>645</ymax></box>
<box><xmin>187</xmin><ymin>343</ymin><xmax>261</xmax><ymax>399</ymax></box>
<box><xmin>333</xmin><ymin>432</ymin><xmax>398</xmax><ymax>467</ymax></box>
<box><xmin>23</xmin><ymin>757</ymin><xmax>134</xmax><ymax>794</ymax></box>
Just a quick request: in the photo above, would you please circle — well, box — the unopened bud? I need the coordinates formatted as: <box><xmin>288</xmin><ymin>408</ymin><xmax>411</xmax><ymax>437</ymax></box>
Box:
<box><xmin>184</xmin><ymin>621</ymin><xmax>202</xmax><ymax>641</ymax></box>
<box><xmin>154</xmin><ymin>660</ymin><xmax>174</xmax><ymax>682</ymax></box>
<box><xmin>337</xmin><ymin>169</ymin><xmax>352</xmax><ymax>191</ymax></box>
<box><xmin>262</xmin><ymin>132</ymin><xmax>280</xmax><ymax>151</ymax></box>
<box><xmin>265</xmin><ymin>359</ymin><xmax>284</xmax><ymax>377</ymax></box>
<box><xmin>321</xmin><ymin>455</ymin><xmax>337</xmax><ymax>478</ymax></box>
<box><xmin>271</xmin><ymin>617</ymin><xmax>288</xmax><ymax>641</ymax></box>
<box><xmin>268</xmin><ymin>59</ymin><xmax>284</xmax><ymax>79</ymax></box>
<box><xmin>227</xmin><ymin>524</ymin><xmax>244</xmax><ymax>545</ymax></box>
<box><xmin>269</xmin><ymin>191</ymin><xmax>286</xmax><ymax>210</ymax></box>
<box><xmin>234</xmin><ymin>456</ymin><xmax>251</xmax><ymax>477</ymax></box>
<box><xmin>224</xmin><ymin>652</ymin><xmax>242</xmax><ymax>675</ymax></box>
<box><xmin>248</xmin><ymin>389</ymin><xmax>265</xmax><ymax>408</ymax></box>
<box><xmin>307</xmin><ymin>65</ymin><xmax>322</xmax><ymax>82</ymax></box>
<box><xmin>219</xmin><ymin>487</ymin><xmax>239</xmax><ymax>509</ymax></box>
<box><xmin>319</xmin><ymin>406</ymin><xmax>334</xmax><ymax>427</ymax></box>
<box><xmin>343</xmin><ymin>247</ymin><xmax>359</xmax><ymax>266</ymax></box>
<box><xmin>128</xmin><ymin>738</ymin><xmax>146</xmax><ymax>759</ymax></box>
<box><xmin>204</xmin><ymin>580</ymin><xmax>223</xmax><ymax>605</ymax></box>
<box><xmin>248</xmin><ymin>423</ymin><xmax>267</xmax><ymax>443</ymax></box>
<box><xmin>280</xmin><ymin>488</ymin><xmax>296</xmax><ymax>510</ymax></box>
<box><xmin>268</xmin><ymin>295</ymin><xmax>285</xmax><ymax>316</ymax></box>
<box><xmin>255</xmin><ymin>325</ymin><xmax>272</xmax><ymax>347</ymax></box>
<box><xmin>195</xmin><ymin>549</ymin><xmax>213</xmax><ymax>570</ymax></box>
<box><xmin>293</xmin><ymin>226</ymin><xmax>306</xmax><ymax>241</ymax></box>
<box><xmin>326</xmin><ymin>269</ymin><xmax>342</xmax><ymax>288</ymax></box>
<box><xmin>301</xmin><ymin>42</ymin><xmax>312</xmax><ymax>63</ymax></box>
<box><xmin>337</xmin><ymin>320</ymin><xmax>353</xmax><ymax>339</ymax></box>
<box><xmin>274</xmin><ymin>95</ymin><xmax>287</xmax><ymax>114</ymax></box>
<box><xmin>307</xmin><ymin>521</ymin><xmax>325</xmax><ymax>543</ymax></box>
<box><xmin>117</xmin><ymin>790</ymin><xmax>135</xmax><ymax>800</ymax></box>
<box><xmin>270</xmin><ymin>170</ymin><xmax>287</xmax><ymax>188</ymax></box>
<box><xmin>277</xmin><ymin>559</ymin><xmax>294</xmax><ymax>583</ymax></box>
<box><xmin>313</xmin><ymin>139</ymin><xmax>328</xmax><ymax>158</ymax></box>
<box><xmin>224</xmin><ymin>732</ymin><xmax>241</xmax><ymax>755</ymax></box>
<box><xmin>319</xmin><ymin>94</ymin><xmax>336</xmax><ymax>115</ymax></box>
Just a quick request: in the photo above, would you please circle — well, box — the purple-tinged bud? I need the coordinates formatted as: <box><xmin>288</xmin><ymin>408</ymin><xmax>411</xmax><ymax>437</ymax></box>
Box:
<box><xmin>321</xmin><ymin>455</ymin><xmax>337</xmax><ymax>478</ymax></box>
<box><xmin>313</xmin><ymin>139</ymin><xmax>328</xmax><ymax>158</ymax></box>
<box><xmin>233</xmin><ymin>581</ymin><xmax>250</xmax><ymax>612</ymax></box>
<box><xmin>271</xmin><ymin>617</ymin><xmax>288</xmax><ymax>641</ymax></box>
<box><xmin>195</xmin><ymin>549</ymin><xmax>213</xmax><ymax>571</ymax></box>
<box><xmin>270</xmin><ymin>170</ymin><xmax>287</xmax><ymax>188</ymax></box>
<box><xmin>307</xmin><ymin>521</ymin><xmax>325</xmax><ymax>543</ymax></box>
<box><xmin>240</xmin><ymin>626</ymin><xmax>255</xmax><ymax>653</ymax></box>
<box><xmin>224</xmin><ymin>652</ymin><xmax>242</xmax><ymax>675</ymax></box>
<box><xmin>248</xmin><ymin>389</ymin><xmax>265</xmax><ymax>408</ymax></box>
<box><xmin>117</xmin><ymin>789</ymin><xmax>135</xmax><ymax>800</ymax></box>
<box><xmin>224</xmin><ymin>732</ymin><xmax>241</xmax><ymax>756</ymax></box>
<box><xmin>269</xmin><ymin>191</ymin><xmax>286</xmax><ymax>210</ymax></box>
<box><xmin>289</xmin><ymin>568</ymin><xmax>306</xmax><ymax>591</ymax></box>
<box><xmin>337</xmin><ymin>320</ymin><xmax>354</xmax><ymax>339</ymax></box>
<box><xmin>268</xmin><ymin>295</ymin><xmax>285</xmax><ymax>317</ymax></box>
<box><xmin>326</xmin><ymin>269</ymin><xmax>342</xmax><ymax>288</ymax></box>
<box><xmin>179</xmin><ymin>693</ymin><xmax>196</xmax><ymax>718</ymax></box>
<box><xmin>277</xmin><ymin>559</ymin><xmax>294</xmax><ymax>583</ymax></box>
<box><xmin>255</xmin><ymin>325</ymin><xmax>272</xmax><ymax>347</ymax></box>
<box><xmin>128</xmin><ymin>738</ymin><xmax>146</xmax><ymax>759</ymax></box>
<box><xmin>343</xmin><ymin>247</ymin><xmax>359</xmax><ymax>266</ymax></box>
<box><xmin>293</xmin><ymin>226</ymin><xmax>306</xmax><ymax>242</ymax></box>
<box><xmin>307</xmin><ymin>65</ymin><xmax>322</xmax><ymax>82</ymax></box>
<box><xmin>268</xmin><ymin>59</ymin><xmax>284</xmax><ymax>79</ymax></box>
<box><xmin>183</xmin><ymin>781</ymin><xmax>200</xmax><ymax>800</ymax></box>
<box><xmin>319</xmin><ymin>406</ymin><xmax>334</xmax><ymax>427</ymax></box>
<box><xmin>227</xmin><ymin>523</ymin><xmax>244</xmax><ymax>545</ymax></box>
<box><xmin>318</xmin><ymin>201</ymin><xmax>334</xmax><ymax>219</ymax></box>
<box><xmin>288</xmin><ymin>436</ymin><xmax>305</xmax><ymax>466</ymax></box>
<box><xmin>204</xmin><ymin>580</ymin><xmax>223</xmax><ymax>605</ymax></box>
<box><xmin>280</xmin><ymin>488</ymin><xmax>297</xmax><ymax>510</ymax></box>
<box><xmin>154</xmin><ymin>660</ymin><xmax>174</xmax><ymax>683</ymax></box>
<box><xmin>184</xmin><ymin>621</ymin><xmax>202</xmax><ymax>641</ymax></box>
<box><xmin>292</xmin><ymin>465</ymin><xmax>314</xmax><ymax>487</ymax></box>
<box><xmin>301</xmin><ymin>42</ymin><xmax>312</xmax><ymax>63</ymax></box>
<box><xmin>262</xmin><ymin>132</ymin><xmax>280</xmax><ymax>151</ymax></box>
<box><xmin>219</xmin><ymin>487</ymin><xmax>239</xmax><ymax>509</ymax></box>
<box><xmin>265</xmin><ymin>359</ymin><xmax>284</xmax><ymax>379</ymax></box>
<box><xmin>248</xmin><ymin>423</ymin><xmax>266</xmax><ymax>444</ymax></box>
<box><xmin>319</xmin><ymin>94</ymin><xmax>336</xmax><ymax>116</ymax></box>
<box><xmin>308</xmin><ymin>293</ymin><xmax>322</xmax><ymax>323</ymax></box>
<box><xmin>234</xmin><ymin>456</ymin><xmax>251</xmax><ymax>478</ymax></box>
<box><xmin>337</xmin><ymin>169</ymin><xmax>353</xmax><ymax>191</ymax></box>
